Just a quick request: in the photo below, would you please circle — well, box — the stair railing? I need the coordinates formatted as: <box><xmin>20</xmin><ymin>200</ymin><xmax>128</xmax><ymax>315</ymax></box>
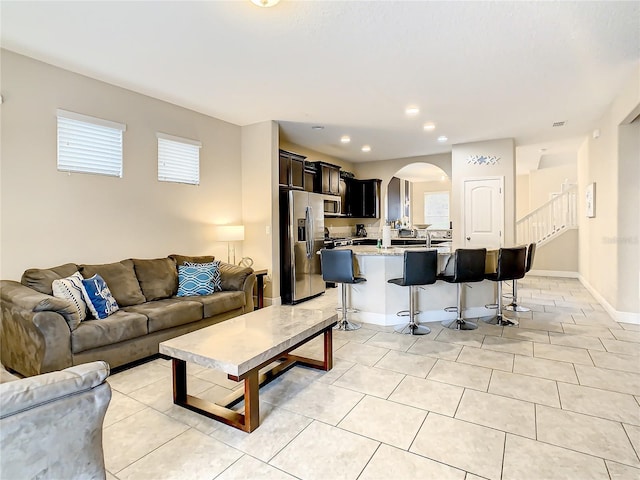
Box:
<box><xmin>516</xmin><ymin>185</ymin><xmax>577</xmax><ymax>246</ymax></box>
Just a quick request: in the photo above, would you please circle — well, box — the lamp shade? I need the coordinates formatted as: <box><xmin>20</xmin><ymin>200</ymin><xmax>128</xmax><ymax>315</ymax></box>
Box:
<box><xmin>214</xmin><ymin>225</ymin><xmax>245</xmax><ymax>242</ymax></box>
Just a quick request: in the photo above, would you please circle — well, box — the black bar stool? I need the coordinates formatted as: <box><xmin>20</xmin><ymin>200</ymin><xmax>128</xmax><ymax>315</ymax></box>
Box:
<box><xmin>505</xmin><ymin>242</ymin><xmax>536</xmax><ymax>313</ymax></box>
<box><xmin>320</xmin><ymin>249</ymin><xmax>366</xmax><ymax>331</ymax></box>
<box><xmin>388</xmin><ymin>250</ymin><xmax>438</xmax><ymax>335</ymax></box>
<box><xmin>483</xmin><ymin>246</ymin><xmax>527</xmax><ymax>327</ymax></box>
<box><xmin>438</xmin><ymin>248</ymin><xmax>487</xmax><ymax>330</ymax></box>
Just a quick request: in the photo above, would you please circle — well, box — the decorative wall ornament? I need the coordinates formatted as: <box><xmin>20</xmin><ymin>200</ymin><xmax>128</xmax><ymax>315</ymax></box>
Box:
<box><xmin>466</xmin><ymin>155</ymin><xmax>500</xmax><ymax>165</ymax></box>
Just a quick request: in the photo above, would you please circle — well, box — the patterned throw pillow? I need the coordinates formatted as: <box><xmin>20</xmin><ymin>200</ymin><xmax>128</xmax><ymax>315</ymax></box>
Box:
<box><xmin>80</xmin><ymin>274</ymin><xmax>120</xmax><ymax>319</ymax></box>
<box><xmin>184</xmin><ymin>260</ymin><xmax>222</xmax><ymax>292</ymax></box>
<box><xmin>52</xmin><ymin>271</ymin><xmax>88</xmax><ymax>329</ymax></box>
<box><xmin>177</xmin><ymin>261</ymin><xmax>221</xmax><ymax>296</ymax></box>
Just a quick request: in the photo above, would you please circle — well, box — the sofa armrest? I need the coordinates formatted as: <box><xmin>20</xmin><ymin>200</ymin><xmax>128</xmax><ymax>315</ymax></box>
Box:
<box><xmin>0</xmin><ymin>361</ymin><xmax>110</xmax><ymax>418</ymax></box>
<box><xmin>0</xmin><ymin>361</ymin><xmax>112</xmax><ymax>480</ymax></box>
<box><xmin>219</xmin><ymin>263</ymin><xmax>256</xmax><ymax>312</ymax></box>
<box><xmin>0</xmin><ymin>281</ymin><xmax>73</xmax><ymax>376</ymax></box>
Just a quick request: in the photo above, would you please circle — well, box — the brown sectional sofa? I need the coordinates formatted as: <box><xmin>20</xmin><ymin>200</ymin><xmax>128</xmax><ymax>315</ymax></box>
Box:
<box><xmin>0</xmin><ymin>255</ymin><xmax>256</xmax><ymax>377</ymax></box>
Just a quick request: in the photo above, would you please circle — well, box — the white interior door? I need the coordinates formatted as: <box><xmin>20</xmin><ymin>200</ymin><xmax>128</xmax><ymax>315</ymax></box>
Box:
<box><xmin>464</xmin><ymin>177</ymin><xmax>504</xmax><ymax>248</ymax></box>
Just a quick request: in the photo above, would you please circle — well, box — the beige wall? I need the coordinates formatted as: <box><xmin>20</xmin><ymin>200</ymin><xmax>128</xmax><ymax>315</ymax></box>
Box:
<box><xmin>241</xmin><ymin>121</ymin><xmax>279</xmax><ymax>301</ymax></box>
<box><xmin>411</xmin><ymin>179</ymin><xmax>452</xmax><ymax>226</ymax></box>
<box><xmin>516</xmin><ymin>174</ymin><xmax>530</xmax><ymax>220</ymax></box>
<box><xmin>616</xmin><ymin>118</ymin><xmax>639</xmax><ymax>312</ymax></box>
<box><xmin>451</xmin><ymin>139</ymin><xmax>516</xmax><ymax>247</ymax></box>
<box><xmin>529</xmin><ymin>164</ymin><xmax>577</xmax><ymax>211</ymax></box>
<box><xmin>1</xmin><ymin>50</ymin><xmax>244</xmax><ymax>280</ymax></box>
<box><xmin>531</xmin><ymin>229</ymin><xmax>579</xmax><ymax>273</ymax></box>
<box><xmin>578</xmin><ymin>62</ymin><xmax>639</xmax><ymax>316</ymax></box>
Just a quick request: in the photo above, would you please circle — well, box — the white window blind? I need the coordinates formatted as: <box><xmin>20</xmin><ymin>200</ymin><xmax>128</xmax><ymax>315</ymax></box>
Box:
<box><xmin>57</xmin><ymin>109</ymin><xmax>126</xmax><ymax>177</ymax></box>
<box><xmin>157</xmin><ymin>133</ymin><xmax>201</xmax><ymax>185</ymax></box>
<box><xmin>424</xmin><ymin>192</ymin><xmax>450</xmax><ymax>229</ymax></box>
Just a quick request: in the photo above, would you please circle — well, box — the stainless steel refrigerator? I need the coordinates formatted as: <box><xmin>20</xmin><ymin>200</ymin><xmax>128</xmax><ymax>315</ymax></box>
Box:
<box><xmin>280</xmin><ymin>190</ymin><xmax>326</xmax><ymax>304</ymax></box>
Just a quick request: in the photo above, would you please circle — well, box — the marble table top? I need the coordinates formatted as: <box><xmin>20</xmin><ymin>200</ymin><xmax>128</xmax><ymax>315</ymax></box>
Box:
<box><xmin>159</xmin><ymin>305</ymin><xmax>338</xmax><ymax>377</ymax></box>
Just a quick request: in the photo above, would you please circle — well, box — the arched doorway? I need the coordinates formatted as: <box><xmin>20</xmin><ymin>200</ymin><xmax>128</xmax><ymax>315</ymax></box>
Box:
<box><xmin>386</xmin><ymin>162</ymin><xmax>450</xmax><ymax>228</ymax></box>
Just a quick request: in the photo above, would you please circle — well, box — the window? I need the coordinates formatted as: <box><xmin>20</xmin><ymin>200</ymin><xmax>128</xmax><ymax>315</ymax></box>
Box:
<box><xmin>57</xmin><ymin>109</ymin><xmax>126</xmax><ymax>177</ymax></box>
<box><xmin>424</xmin><ymin>192</ymin><xmax>450</xmax><ymax>228</ymax></box>
<box><xmin>157</xmin><ymin>133</ymin><xmax>201</xmax><ymax>185</ymax></box>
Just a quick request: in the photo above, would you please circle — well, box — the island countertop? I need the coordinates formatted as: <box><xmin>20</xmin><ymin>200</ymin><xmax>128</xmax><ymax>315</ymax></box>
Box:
<box><xmin>328</xmin><ymin>244</ymin><xmax>498</xmax><ymax>326</ymax></box>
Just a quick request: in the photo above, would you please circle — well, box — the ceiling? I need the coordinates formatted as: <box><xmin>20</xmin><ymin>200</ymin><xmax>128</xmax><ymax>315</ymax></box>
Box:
<box><xmin>2</xmin><ymin>1</ymin><xmax>639</xmax><ymax>172</ymax></box>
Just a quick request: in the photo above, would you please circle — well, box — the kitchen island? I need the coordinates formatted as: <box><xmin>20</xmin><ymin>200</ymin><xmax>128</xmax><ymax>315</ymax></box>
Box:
<box><xmin>334</xmin><ymin>245</ymin><xmax>496</xmax><ymax>326</ymax></box>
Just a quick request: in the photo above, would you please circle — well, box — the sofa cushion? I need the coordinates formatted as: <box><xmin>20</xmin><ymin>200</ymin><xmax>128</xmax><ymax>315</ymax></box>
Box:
<box><xmin>123</xmin><ymin>298</ymin><xmax>203</xmax><ymax>333</ymax></box>
<box><xmin>52</xmin><ymin>272</ymin><xmax>88</xmax><ymax>326</ymax></box>
<box><xmin>71</xmin><ymin>310</ymin><xmax>148</xmax><ymax>354</ymax></box>
<box><xmin>178</xmin><ymin>291</ymin><xmax>245</xmax><ymax>318</ymax></box>
<box><xmin>132</xmin><ymin>258</ymin><xmax>178</xmax><ymax>301</ymax></box>
<box><xmin>21</xmin><ymin>263</ymin><xmax>79</xmax><ymax>295</ymax></box>
<box><xmin>169</xmin><ymin>254</ymin><xmax>214</xmax><ymax>266</ymax></box>
<box><xmin>79</xmin><ymin>260</ymin><xmax>145</xmax><ymax>307</ymax></box>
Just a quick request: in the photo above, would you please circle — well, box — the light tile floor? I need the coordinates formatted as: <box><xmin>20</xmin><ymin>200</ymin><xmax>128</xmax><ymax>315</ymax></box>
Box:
<box><xmin>103</xmin><ymin>276</ymin><xmax>640</xmax><ymax>480</ymax></box>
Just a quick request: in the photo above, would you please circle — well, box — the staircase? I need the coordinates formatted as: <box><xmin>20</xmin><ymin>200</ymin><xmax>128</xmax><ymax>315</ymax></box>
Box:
<box><xmin>516</xmin><ymin>185</ymin><xmax>578</xmax><ymax>246</ymax></box>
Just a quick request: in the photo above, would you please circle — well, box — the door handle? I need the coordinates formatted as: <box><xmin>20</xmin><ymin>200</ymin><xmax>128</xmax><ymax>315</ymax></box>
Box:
<box><xmin>466</xmin><ymin>236</ymin><xmax>471</xmax><ymax>241</ymax></box>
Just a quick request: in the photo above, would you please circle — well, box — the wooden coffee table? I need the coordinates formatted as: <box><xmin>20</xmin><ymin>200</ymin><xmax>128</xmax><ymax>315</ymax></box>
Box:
<box><xmin>159</xmin><ymin>305</ymin><xmax>337</xmax><ymax>432</ymax></box>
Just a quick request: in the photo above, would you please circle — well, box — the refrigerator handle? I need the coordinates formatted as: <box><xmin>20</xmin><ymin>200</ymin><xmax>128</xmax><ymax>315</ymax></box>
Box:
<box><xmin>305</xmin><ymin>206</ymin><xmax>313</xmax><ymax>258</ymax></box>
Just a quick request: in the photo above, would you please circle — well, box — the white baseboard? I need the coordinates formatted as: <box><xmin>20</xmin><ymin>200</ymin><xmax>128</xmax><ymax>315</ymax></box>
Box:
<box><xmin>264</xmin><ymin>296</ymin><xmax>281</xmax><ymax>307</ymax></box>
<box><xmin>578</xmin><ymin>275</ymin><xmax>640</xmax><ymax>325</ymax></box>
<box><xmin>529</xmin><ymin>270</ymin><xmax>580</xmax><ymax>278</ymax></box>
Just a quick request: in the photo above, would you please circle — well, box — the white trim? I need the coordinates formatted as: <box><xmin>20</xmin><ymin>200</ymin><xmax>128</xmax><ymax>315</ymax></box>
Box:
<box><xmin>56</xmin><ymin>109</ymin><xmax>126</xmax><ymax>132</ymax></box>
<box><xmin>156</xmin><ymin>132</ymin><xmax>202</xmax><ymax>147</ymax></box>
<box><xmin>529</xmin><ymin>270</ymin><xmax>580</xmax><ymax>278</ymax></box>
<box><xmin>265</xmin><ymin>296</ymin><xmax>281</xmax><ymax>307</ymax></box>
<box><xmin>578</xmin><ymin>274</ymin><xmax>640</xmax><ymax>325</ymax></box>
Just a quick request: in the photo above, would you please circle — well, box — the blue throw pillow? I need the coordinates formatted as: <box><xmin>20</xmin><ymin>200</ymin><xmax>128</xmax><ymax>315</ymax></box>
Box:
<box><xmin>178</xmin><ymin>262</ymin><xmax>217</xmax><ymax>296</ymax></box>
<box><xmin>183</xmin><ymin>260</ymin><xmax>222</xmax><ymax>293</ymax></box>
<box><xmin>80</xmin><ymin>274</ymin><xmax>120</xmax><ymax>319</ymax></box>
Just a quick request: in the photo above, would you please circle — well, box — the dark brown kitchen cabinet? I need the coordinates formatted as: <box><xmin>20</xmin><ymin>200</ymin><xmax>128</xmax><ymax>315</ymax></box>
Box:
<box><xmin>349</xmin><ymin>179</ymin><xmax>381</xmax><ymax>218</ymax></box>
<box><xmin>279</xmin><ymin>150</ymin><xmax>306</xmax><ymax>190</ymax></box>
<box><xmin>312</xmin><ymin>162</ymin><xmax>341</xmax><ymax>195</ymax></box>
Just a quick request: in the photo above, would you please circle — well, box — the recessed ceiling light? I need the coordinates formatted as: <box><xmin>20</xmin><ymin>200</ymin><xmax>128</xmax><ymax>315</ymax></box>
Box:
<box><xmin>361</xmin><ymin>145</ymin><xmax>371</xmax><ymax>153</ymax></box>
<box><xmin>437</xmin><ymin>135</ymin><xmax>448</xmax><ymax>143</ymax></box>
<box><xmin>311</xmin><ymin>125</ymin><xmax>324</xmax><ymax>130</ymax></box>
<box><xmin>405</xmin><ymin>106</ymin><xmax>420</xmax><ymax>116</ymax></box>
<box><xmin>423</xmin><ymin>122</ymin><xmax>436</xmax><ymax>131</ymax></box>
<box><xmin>250</xmin><ymin>0</ymin><xmax>280</xmax><ymax>7</ymax></box>
<box><xmin>340</xmin><ymin>135</ymin><xmax>351</xmax><ymax>144</ymax></box>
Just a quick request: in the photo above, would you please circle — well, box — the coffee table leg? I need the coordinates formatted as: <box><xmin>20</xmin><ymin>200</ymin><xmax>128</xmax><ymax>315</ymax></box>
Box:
<box><xmin>173</xmin><ymin>359</ymin><xmax>187</xmax><ymax>403</ymax></box>
<box><xmin>243</xmin><ymin>369</ymin><xmax>260</xmax><ymax>432</ymax></box>
<box><xmin>323</xmin><ymin>328</ymin><xmax>333</xmax><ymax>371</ymax></box>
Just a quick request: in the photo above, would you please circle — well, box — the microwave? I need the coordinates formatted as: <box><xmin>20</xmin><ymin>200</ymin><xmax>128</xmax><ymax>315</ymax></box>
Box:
<box><xmin>323</xmin><ymin>195</ymin><xmax>342</xmax><ymax>215</ymax></box>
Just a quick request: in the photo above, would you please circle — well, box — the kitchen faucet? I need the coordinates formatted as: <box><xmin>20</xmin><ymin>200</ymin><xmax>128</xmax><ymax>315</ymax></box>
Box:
<box><xmin>425</xmin><ymin>231</ymin><xmax>432</xmax><ymax>248</ymax></box>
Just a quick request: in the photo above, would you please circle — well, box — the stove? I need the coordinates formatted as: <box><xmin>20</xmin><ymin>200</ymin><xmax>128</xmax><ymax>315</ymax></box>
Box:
<box><xmin>324</xmin><ymin>237</ymin><xmax>354</xmax><ymax>248</ymax></box>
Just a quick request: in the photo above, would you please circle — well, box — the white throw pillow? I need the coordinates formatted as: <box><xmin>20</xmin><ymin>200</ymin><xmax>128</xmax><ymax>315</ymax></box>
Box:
<box><xmin>52</xmin><ymin>271</ymin><xmax>88</xmax><ymax>329</ymax></box>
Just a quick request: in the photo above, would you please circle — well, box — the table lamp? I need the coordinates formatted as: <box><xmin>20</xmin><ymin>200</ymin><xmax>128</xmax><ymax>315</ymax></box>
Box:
<box><xmin>214</xmin><ymin>225</ymin><xmax>245</xmax><ymax>264</ymax></box>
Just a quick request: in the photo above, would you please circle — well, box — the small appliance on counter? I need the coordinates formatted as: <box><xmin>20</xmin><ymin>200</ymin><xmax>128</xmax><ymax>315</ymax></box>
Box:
<box><xmin>355</xmin><ymin>224</ymin><xmax>367</xmax><ymax>237</ymax></box>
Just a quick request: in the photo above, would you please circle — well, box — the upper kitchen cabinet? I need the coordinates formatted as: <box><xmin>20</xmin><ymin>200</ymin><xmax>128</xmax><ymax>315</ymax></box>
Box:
<box><xmin>349</xmin><ymin>179</ymin><xmax>381</xmax><ymax>218</ymax></box>
<box><xmin>312</xmin><ymin>162</ymin><xmax>341</xmax><ymax>195</ymax></box>
<box><xmin>279</xmin><ymin>150</ymin><xmax>306</xmax><ymax>190</ymax></box>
